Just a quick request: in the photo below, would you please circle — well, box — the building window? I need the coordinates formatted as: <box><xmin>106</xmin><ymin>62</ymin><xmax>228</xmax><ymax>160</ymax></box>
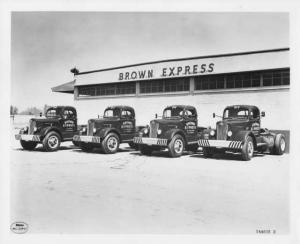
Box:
<box><xmin>78</xmin><ymin>82</ymin><xmax>136</xmax><ymax>97</ymax></box>
<box><xmin>194</xmin><ymin>68</ymin><xmax>289</xmax><ymax>91</ymax></box>
<box><xmin>140</xmin><ymin>78</ymin><xmax>189</xmax><ymax>94</ymax></box>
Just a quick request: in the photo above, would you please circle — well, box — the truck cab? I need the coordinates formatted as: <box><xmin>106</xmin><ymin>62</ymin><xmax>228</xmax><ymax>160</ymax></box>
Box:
<box><xmin>198</xmin><ymin>105</ymin><xmax>286</xmax><ymax>160</ymax></box>
<box><xmin>133</xmin><ymin>105</ymin><xmax>202</xmax><ymax>157</ymax></box>
<box><xmin>15</xmin><ymin>106</ymin><xmax>79</xmax><ymax>151</ymax></box>
<box><xmin>73</xmin><ymin>106</ymin><xmax>140</xmax><ymax>153</ymax></box>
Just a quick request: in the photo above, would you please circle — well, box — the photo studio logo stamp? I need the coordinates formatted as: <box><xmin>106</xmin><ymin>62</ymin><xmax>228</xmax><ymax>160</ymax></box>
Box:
<box><xmin>10</xmin><ymin>222</ymin><xmax>28</xmax><ymax>234</ymax></box>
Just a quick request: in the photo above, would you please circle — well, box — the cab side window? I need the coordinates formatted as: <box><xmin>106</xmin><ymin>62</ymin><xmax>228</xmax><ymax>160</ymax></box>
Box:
<box><xmin>251</xmin><ymin>108</ymin><xmax>260</xmax><ymax>119</ymax></box>
<box><xmin>185</xmin><ymin>108</ymin><xmax>197</xmax><ymax>118</ymax></box>
<box><xmin>63</xmin><ymin>109</ymin><xmax>75</xmax><ymax>119</ymax></box>
<box><xmin>121</xmin><ymin>110</ymin><xmax>133</xmax><ymax>119</ymax></box>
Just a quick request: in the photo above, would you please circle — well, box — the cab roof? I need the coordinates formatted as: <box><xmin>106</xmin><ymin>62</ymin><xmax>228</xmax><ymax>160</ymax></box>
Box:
<box><xmin>225</xmin><ymin>105</ymin><xmax>259</xmax><ymax>111</ymax></box>
<box><xmin>105</xmin><ymin>105</ymin><xmax>135</xmax><ymax>111</ymax></box>
<box><xmin>48</xmin><ymin>106</ymin><xmax>76</xmax><ymax>110</ymax></box>
<box><xmin>164</xmin><ymin>105</ymin><xmax>196</xmax><ymax>110</ymax></box>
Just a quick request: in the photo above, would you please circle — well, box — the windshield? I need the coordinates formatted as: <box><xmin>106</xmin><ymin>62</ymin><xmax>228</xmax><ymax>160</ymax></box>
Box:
<box><xmin>163</xmin><ymin>107</ymin><xmax>184</xmax><ymax>119</ymax></box>
<box><xmin>223</xmin><ymin>107</ymin><xmax>249</xmax><ymax>119</ymax></box>
<box><xmin>104</xmin><ymin>108</ymin><xmax>120</xmax><ymax>118</ymax></box>
<box><xmin>46</xmin><ymin>108</ymin><xmax>59</xmax><ymax>118</ymax></box>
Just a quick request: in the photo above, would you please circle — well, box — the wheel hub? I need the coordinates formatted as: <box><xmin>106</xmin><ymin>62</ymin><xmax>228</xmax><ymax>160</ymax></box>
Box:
<box><xmin>48</xmin><ymin>136</ymin><xmax>58</xmax><ymax>148</ymax></box>
<box><xmin>280</xmin><ymin>139</ymin><xmax>286</xmax><ymax>151</ymax></box>
<box><xmin>174</xmin><ymin>139</ymin><xmax>183</xmax><ymax>154</ymax></box>
<box><xmin>107</xmin><ymin>137</ymin><xmax>118</xmax><ymax>150</ymax></box>
<box><xmin>247</xmin><ymin>141</ymin><xmax>254</xmax><ymax>157</ymax></box>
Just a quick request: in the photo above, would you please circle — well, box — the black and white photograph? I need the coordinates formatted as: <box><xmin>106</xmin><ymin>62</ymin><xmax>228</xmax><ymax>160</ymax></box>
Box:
<box><xmin>1</xmin><ymin>1</ymin><xmax>300</xmax><ymax>244</ymax></box>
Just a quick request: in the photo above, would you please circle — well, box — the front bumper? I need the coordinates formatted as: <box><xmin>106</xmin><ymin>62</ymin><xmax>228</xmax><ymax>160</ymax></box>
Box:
<box><xmin>198</xmin><ymin>139</ymin><xmax>243</xmax><ymax>149</ymax></box>
<box><xmin>73</xmin><ymin>135</ymin><xmax>101</xmax><ymax>144</ymax></box>
<box><xmin>15</xmin><ymin>134</ymin><xmax>41</xmax><ymax>142</ymax></box>
<box><xmin>133</xmin><ymin>137</ymin><xmax>168</xmax><ymax>146</ymax></box>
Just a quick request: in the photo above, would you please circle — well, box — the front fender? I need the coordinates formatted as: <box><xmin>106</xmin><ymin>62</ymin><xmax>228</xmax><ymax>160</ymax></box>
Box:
<box><xmin>231</xmin><ymin>131</ymin><xmax>256</xmax><ymax>145</ymax></box>
<box><xmin>163</xmin><ymin>129</ymin><xmax>186</xmax><ymax>142</ymax></box>
<box><xmin>97</xmin><ymin>127</ymin><xmax>120</xmax><ymax>139</ymax></box>
<box><xmin>40</xmin><ymin>126</ymin><xmax>62</xmax><ymax>138</ymax></box>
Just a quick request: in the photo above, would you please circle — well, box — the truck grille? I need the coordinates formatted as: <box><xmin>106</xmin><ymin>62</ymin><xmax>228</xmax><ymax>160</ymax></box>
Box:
<box><xmin>28</xmin><ymin>120</ymin><xmax>35</xmax><ymax>134</ymax></box>
<box><xmin>149</xmin><ymin>121</ymin><xmax>159</xmax><ymax>138</ymax></box>
<box><xmin>87</xmin><ymin>121</ymin><xmax>95</xmax><ymax>136</ymax></box>
<box><xmin>216</xmin><ymin>122</ymin><xmax>228</xmax><ymax>140</ymax></box>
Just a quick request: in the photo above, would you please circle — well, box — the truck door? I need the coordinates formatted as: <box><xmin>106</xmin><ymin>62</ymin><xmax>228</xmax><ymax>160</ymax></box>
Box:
<box><xmin>250</xmin><ymin>107</ymin><xmax>261</xmax><ymax>136</ymax></box>
<box><xmin>61</xmin><ymin>108</ymin><xmax>77</xmax><ymax>139</ymax></box>
<box><xmin>183</xmin><ymin>107</ymin><xmax>198</xmax><ymax>141</ymax></box>
<box><xmin>120</xmin><ymin>108</ymin><xmax>135</xmax><ymax>141</ymax></box>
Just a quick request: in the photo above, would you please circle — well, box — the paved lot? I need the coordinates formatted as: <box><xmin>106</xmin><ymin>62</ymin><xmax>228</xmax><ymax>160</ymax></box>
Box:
<box><xmin>10</xmin><ymin>132</ymin><xmax>289</xmax><ymax>234</ymax></box>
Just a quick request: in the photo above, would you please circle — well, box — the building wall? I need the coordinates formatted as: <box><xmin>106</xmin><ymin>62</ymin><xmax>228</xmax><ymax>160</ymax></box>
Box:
<box><xmin>75</xmin><ymin>87</ymin><xmax>289</xmax><ymax>131</ymax></box>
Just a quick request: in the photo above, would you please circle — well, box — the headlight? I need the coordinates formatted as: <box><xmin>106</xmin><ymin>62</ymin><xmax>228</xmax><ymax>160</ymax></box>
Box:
<box><xmin>210</xmin><ymin>130</ymin><xmax>215</xmax><ymax>136</ymax></box>
<box><xmin>82</xmin><ymin>127</ymin><xmax>86</xmax><ymax>132</ymax></box>
<box><xmin>93</xmin><ymin>128</ymin><xmax>97</xmax><ymax>133</ymax></box>
<box><xmin>157</xmin><ymin>129</ymin><xmax>162</xmax><ymax>135</ymax></box>
<box><xmin>144</xmin><ymin>128</ymin><xmax>149</xmax><ymax>134</ymax></box>
<box><xmin>227</xmin><ymin>130</ymin><xmax>233</xmax><ymax>137</ymax></box>
<box><xmin>33</xmin><ymin>127</ymin><xmax>37</xmax><ymax>132</ymax></box>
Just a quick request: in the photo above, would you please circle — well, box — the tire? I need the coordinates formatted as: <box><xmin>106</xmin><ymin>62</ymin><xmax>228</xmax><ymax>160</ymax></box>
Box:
<box><xmin>168</xmin><ymin>134</ymin><xmax>185</xmax><ymax>158</ymax></box>
<box><xmin>128</xmin><ymin>141</ymin><xmax>138</xmax><ymax>150</ymax></box>
<box><xmin>20</xmin><ymin>140</ymin><xmax>38</xmax><ymax>150</ymax></box>
<box><xmin>101</xmin><ymin>133</ymin><xmax>120</xmax><ymax>154</ymax></box>
<box><xmin>202</xmin><ymin>147</ymin><xmax>214</xmax><ymax>158</ymax></box>
<box><xmin>271</xmin><ymin>134</ymin><xmax>286</xmax><ymax>155</ymax></box>
<box><xmin>186</xmin><ymin>144</ymin><xmax>199</xmax><ymax>153</ymax></box>
<box><xmin>139</xmin><ymin>144</ymin><xmax>153</xmax><ymax>155</ymax></box>
<box><xmin>80</xmin><ymin>143</ymin><xmax>94</xmax><ymax>152</ymax></box>
<box><xmin>241</xmin><ymin>136</ymin><xmax>254</xmax><ymax>161</ymax></box>
<box><xmin>42</xmin><ymin>131</ymin><xmax>61</xmax><ymax>152</ymax></box>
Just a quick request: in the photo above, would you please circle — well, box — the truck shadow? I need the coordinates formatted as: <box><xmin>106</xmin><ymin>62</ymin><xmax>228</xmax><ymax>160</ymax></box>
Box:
<box><xmin>71</xmin><ymin>147</ymin><xmax>136</xmax><ymax>154</ymax></box>
<box><xmin>130</xmin><ymin>150</ymin><xmax>191</xmax><ymax>158</ymax></box>
<box><xmin>190</xmin><ymin>151</ymin><xmax>266</xmax><ymax>161</ymax></box>
<box><xmin>13</xmin><ymin>145</ymin><xmax>78</xmax><ymax>152</ymax></box>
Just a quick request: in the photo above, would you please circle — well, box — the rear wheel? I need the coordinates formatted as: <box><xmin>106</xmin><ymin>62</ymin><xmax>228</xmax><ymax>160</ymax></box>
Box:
<box><xmin>42</xmin><ymin>131</ymin><xmax>61</xmax><ymax>152</ymax></box>
<box><xmin>139</xmin><ymin>144</ymin><xmax>153</xmax><ymax>155</ymax></box>
<box><xmin>271</xmin><ymin>134</ymin><xmax>286</xmax><ymax>155</ymax></box>
<box><xmin>20</xmin><ymin>140</ymin><xmax>38</xmax><ymax>150</ymax></box>
<box><xmin>241</xmin><ymin>136</ymin><xmax>254</xmax><ymax>161</ymax></box>
<box><xmin>168</xmin><ymin>134</ymin><xmax>185</xmax><ymax>158</ymax></box>
<box><xmin>102</xmin><ymin>133</ymin><xmax>120</xmax><ymax>154</ymax></box>
<box><xmin>202</xmin><ymin>147</ymin><xmax>214</xmax><ymax>158</ymax></box>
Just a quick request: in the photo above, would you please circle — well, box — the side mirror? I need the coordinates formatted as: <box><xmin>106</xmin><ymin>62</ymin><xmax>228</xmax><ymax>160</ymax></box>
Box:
<box><xmin>213</xmin><ymin>113</ymin><xmax>216</xmax><ymax>118</ymax></box>
<box><xmin>261</xmin><ymin>111</ymin><xmax>265</xmax><ymax>117</ymax></box>
<box><xmin>155</xmin><ymin>113</ymin><xmax>158</xmax><ymax>119</ymax></box>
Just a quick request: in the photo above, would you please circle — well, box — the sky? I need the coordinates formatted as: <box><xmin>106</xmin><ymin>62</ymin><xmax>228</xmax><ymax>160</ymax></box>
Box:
<box><xmin>11</xmin><ymin>12</ymin><xmax>289</xmax><ymax>111</ymax></box>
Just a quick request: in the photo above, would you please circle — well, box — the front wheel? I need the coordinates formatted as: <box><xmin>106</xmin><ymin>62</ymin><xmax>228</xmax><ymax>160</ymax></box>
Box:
<box><xmin>20</xmin><ymin>140</ymin><xmax>38</xmax><ymax>150</ymax></box>
<box><xmin>42</xmin><ymin>131</ymin><xmax>61</xmax><ymax>152</ymax></box>
<box><xmin>241</xmin><ymin>136</ymin><xmax>254</xmax><ymax>161</ymax></box>
<box><xmin>101</xmin><ymin>133</ymin><xmax>120</xmax><ymax>154</ymax></box>
<box><xmin>271</xmin><ymin>134</ymin><xmax>286</xmax><ymax>155</ymax></box>
<box><xmin>168</xmin><ymin>134</ymin><xmax>185</xmax><ymax>158</ymax></box>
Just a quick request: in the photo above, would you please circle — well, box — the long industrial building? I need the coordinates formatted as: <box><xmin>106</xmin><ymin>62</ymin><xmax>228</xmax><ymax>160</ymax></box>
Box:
<box><xmin>52</xmin><ymin>48</ymin><xmax>290</xmax><ymax>138</ymax></box>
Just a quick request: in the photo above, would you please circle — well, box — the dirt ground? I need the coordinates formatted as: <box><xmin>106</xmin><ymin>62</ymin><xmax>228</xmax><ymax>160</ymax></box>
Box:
<box><xmin>10</xmin><ymin>130</ymin><xmax>289</xmax><ymax>234</ymax></box>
